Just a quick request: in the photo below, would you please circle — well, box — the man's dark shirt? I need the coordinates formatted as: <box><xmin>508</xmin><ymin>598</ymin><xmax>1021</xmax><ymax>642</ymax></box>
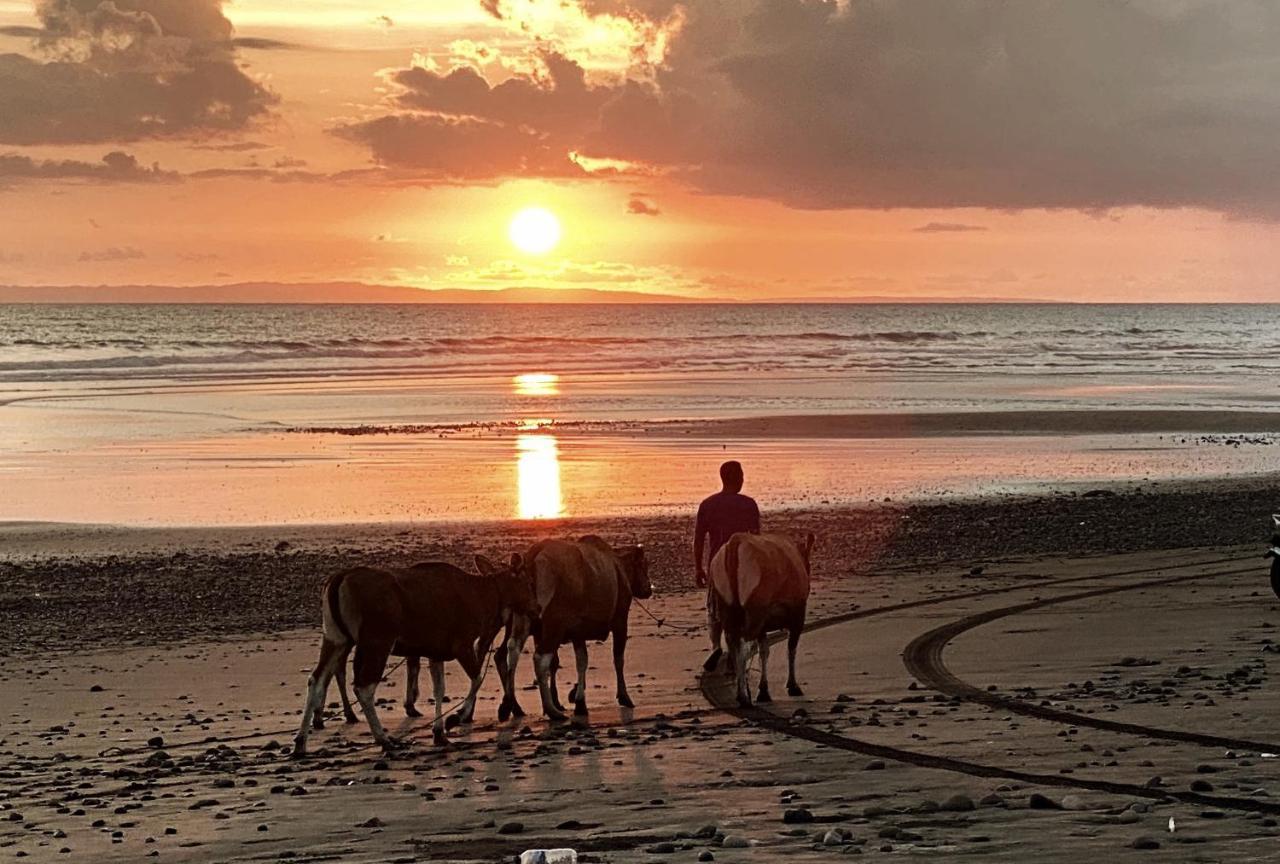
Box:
<box><xmin>696</xmin><ymin>491</ymin><xmax>761</xmax><ymax>565</ymax></box>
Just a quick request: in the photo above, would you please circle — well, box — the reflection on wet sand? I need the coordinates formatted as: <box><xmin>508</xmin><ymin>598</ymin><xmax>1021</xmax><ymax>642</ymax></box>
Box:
<box><xmin>517</xmin><ymin>433</ymin><xmax>564</xmax><ymax>519</ymax></box>
<box><xmin>513</xmin><ymin>372</ymin><xmax>559</xmax><ymax>396</ymax></box>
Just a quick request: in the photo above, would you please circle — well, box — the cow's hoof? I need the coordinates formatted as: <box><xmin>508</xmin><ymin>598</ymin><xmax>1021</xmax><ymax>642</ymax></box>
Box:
<box><xmin>573</xmin><ymin>701</ymin><xmax>589</xmax><ymax>717</ymax></box>
<box><xmin>546</xmin><ymin>708</ymin><xmax>568</xmax><ymax>723</ymax></box>
<box><xmin>290</xmin><ymin>740</ymin><xmax>307</xmax><ymax>759</ymax></box>
<box><xmin>311</xmin><ymin>716</ymin><xmax>325</xmax><ymax>731</ymax></box>
<box><xmin>497</xmin><ymin>699</ymin><xmax>512</xmax><ymax>721</ymax></box>
<box><xmin>569</xmin><ymin>684</ymin><xmax>584</xmax><ymax>704</ymax></box>
<box><xmin>511</xmin><ymin>701</ymin><xmax>526</xmax><ymax>718</ymax></box>
<box><xmin>617</xmin><ymin>693</ymin><xmax>635</xmax><ymax>709</ymax></box>
<box><xmin>756</xmin><ymin>687</ymin><xmax>772</xmax><ymax>704</ymax></box>
<box><xmin>404</xmin><ymin>704</ymin><xmax>422</xmax><ymax>718</ymax></box>
<box><xmin>787</xmin><ymin>683</ymin><xmax>804</xmax><ymax>697</ymax></box>
<box><xmin>343</xmin><ymin>711</ymin><xmax>358</xmax><ymax>725</ymax></box>
<box><xmin>702</xmin><ymin>649</ymin><xmax>723</xmax><ymax>672</ymax></box>
<box><xmin>432</xmin><ymin>731</ymin><xmax>450</xmax><ymax>747</ymax></box>
<box><xmin>382</xmin><ymin>736</ymin><xmax>407</xmax><ymax>753</ymax></box>
<box><xmin>444</xmin><ymin>713</ymin><xmax>464</xmax><ymax>731</ymax></box>
<box><xmin>736</xmin><ymin>693</ymin><xmax>752</xmax><ymax>708</ymax></box>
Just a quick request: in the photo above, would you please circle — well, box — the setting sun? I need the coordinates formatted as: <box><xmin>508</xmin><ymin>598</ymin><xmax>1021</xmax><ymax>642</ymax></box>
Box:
<box><xmin>508</xmin><ymin>207</ymin><xmax>562</xmax><ymax>255</ymax></box>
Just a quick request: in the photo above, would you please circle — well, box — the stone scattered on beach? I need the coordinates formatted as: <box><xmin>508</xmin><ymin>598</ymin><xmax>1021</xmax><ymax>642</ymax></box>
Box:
<box><xmin>940</xmin><ymin>794</ymin><xmax>975</xmax><ymax>812</ymax></box>
<box><xmin>721</xmin><ymin>835</ymin><xmax>750</xmax><ymax>848</ymax></box>
<box><xmin>498</xmin><ymin>822</ymin><xmax>525</xmax><ymax>835</ymax></box>
<box><xmin>864</xmin><ymin>760</ymin><xmax>886</xmax><ymax>771</ymax></box>
<box><xmin>1028</xmin><ymin>793</ymin><xmax>1061</xmax><ymax>810</ymax></box>
<box><xmin>1130</xmin><ymin>836</ymin><xmax>1161</xmax><ymax>850</ymax></box>
<box><xmin>698</xmin><ymin>852</ymin><xmax>715</xmax><ymax>862</ymax></box>
<box><xmin>783</xmin><ymin>808</ymin><xmax>814</xmax><ymax>824</ymax></box>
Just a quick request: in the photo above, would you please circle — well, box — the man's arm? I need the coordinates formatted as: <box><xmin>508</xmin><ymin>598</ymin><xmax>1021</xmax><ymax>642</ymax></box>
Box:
<box><xmin>749</xmin><ymin>499</ymin><xmax>761</xmax><ymax>534</ymax></box>
<box><xmin>693</xmin><ymin>504</ymin><xmax>708</xmax><ymax>586</ymax></box>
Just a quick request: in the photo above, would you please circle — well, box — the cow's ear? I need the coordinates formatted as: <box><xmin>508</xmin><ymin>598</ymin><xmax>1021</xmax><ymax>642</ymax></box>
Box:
<box><xmin>509</xmin><ymin>552</ymin><xmax>523</xmax><ymax>571</ymax></box>
<box><xmin>475</xmin><ymin>555</ymin><xmax>497</xmax><ymax>576</ymax></box>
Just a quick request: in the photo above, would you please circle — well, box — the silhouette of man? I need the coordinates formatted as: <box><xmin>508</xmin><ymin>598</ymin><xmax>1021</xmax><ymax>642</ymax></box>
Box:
<box><xmin>694</xmin><ymin>460</ymin><xmax>760</xmax><ymax>588</ymax></box>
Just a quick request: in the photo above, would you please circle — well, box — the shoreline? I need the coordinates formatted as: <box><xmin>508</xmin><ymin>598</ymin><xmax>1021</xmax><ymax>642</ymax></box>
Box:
<box><xmin>286</xmin><ymin>408</ymin><xmax>1280</xmax><ymax>439</ymax></box>
<box><xmin>2</xmin><ymin>473</ymin><xmax>1276</xmax><ymax>657</ymax></box>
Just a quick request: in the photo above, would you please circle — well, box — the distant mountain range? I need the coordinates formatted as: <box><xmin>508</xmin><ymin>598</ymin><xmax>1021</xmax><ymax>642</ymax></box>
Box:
<box><xmin>0</xmin><ymin>282</ymin><xmax>1053</xmax><ymax>304</ymax></box>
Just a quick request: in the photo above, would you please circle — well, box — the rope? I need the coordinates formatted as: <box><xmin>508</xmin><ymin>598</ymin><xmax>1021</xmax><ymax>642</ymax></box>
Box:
<box><xmin>632</xmin><ymin>597</ymin><xmax>705</xmax><ymax>634</ymax></box>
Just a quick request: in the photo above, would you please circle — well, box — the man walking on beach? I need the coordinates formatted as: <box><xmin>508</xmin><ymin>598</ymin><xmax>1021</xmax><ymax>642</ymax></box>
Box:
<box><xmin>694</xmin><ymin>460</ymin><xmax>761</xmax><ymax>587</ymax></box>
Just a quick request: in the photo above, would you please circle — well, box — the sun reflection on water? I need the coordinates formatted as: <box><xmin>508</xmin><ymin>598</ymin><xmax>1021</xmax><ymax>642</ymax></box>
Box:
<box><xmin>516</xmin><ymin>433</ymin><xmax>564</xmax><ymax>519</ymax></box>
<box><xmin>513</xmin><ymin>372</ymin><xmax>560</xmax><ymax>396</ymax></box>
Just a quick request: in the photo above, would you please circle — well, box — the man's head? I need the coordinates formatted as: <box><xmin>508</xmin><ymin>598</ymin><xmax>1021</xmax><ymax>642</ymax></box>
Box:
<box><xmin>719</xmin><ymin>460</ymin><xmax>744</xmax><ymax>493</ymax></box>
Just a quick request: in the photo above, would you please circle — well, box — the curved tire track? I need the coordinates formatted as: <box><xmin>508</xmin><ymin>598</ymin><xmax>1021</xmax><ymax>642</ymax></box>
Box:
<box><xmin>700</xmin><ymin>555</ymin><xmax>1280</xmax><ymax>814</ymax></box>
<box><xmin>902</xmin><ymin>564</ymin><xmax>1279</xmax><ymax>753</ymax></box>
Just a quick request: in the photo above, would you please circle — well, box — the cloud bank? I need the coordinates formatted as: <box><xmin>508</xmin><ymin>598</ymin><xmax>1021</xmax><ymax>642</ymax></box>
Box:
<box><xmin>340</xmin><ymin>0</ymin><xmax>1280</xmax><ymax>216</ymax></box>
<box><xmin>0</xmin><ymin>0</ymin><xmax>276</xmax><ymax>145</ymax></box>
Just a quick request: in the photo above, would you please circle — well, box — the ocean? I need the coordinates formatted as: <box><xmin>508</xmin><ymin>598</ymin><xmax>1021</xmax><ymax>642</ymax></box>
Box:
<box><xmin>1</xmin><ymin>303</ymin><xmax>1276</xmax><ymax>525</ymax></box>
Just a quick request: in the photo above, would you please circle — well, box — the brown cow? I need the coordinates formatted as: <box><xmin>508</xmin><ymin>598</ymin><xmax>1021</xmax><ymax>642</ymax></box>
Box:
<box><xmin>292</xmin><ymin>555</ymin><xmax>531</xmax><ymax>756</ymax></box>
<box><xmin>707</xmin><ymin>532</ymin><xmax>814</xmax><ymax>707</ymax></box>
<box><xmin>501</xmin><ymin>536</ymin><xmax>651</xmax><ymax>721</ymax></box>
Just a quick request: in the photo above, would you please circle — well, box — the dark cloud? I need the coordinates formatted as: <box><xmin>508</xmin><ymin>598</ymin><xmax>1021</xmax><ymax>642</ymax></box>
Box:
<box><xmin>79</xmin><ymin>246</ymin><xmax>145</xmax><ymax>262</ymax></box>
<box><xmin>189</xmin><ymin>140</ymin><xmax>272</xmax><ymax>152</ymax></box>
<box><xmin>0</xmin><ymin>150</ymin><xmax>179</xmax><ymax>184</ymax></box>
<box><xmin>231</xmin><ymin>36</ymin><xmax>304</xmax><ymax>51</ymax></box>
<box><xmin>0</xmin><ymin>0</ymin><xmax>277</xmax><ymax>145</ymax></box>
<box><xmin>914</xmin><ymin>222</ymin><xmax>988</xmax><ymax>233</ymax></box>
<box><xmin>0</xmin><ymin>25</ymin><xmax>42</xmax><ymax>38</ymax></box>
<box><xmin>627</xmin><ymin>194</ymin><xmax>659</xmax><ymax>216</ymax></box>
<box><xmin>333</xmin><ymin>113</ymin><xmax>581</xmax><ymax>179</ymax></box>
<box><xmin>346</xmin><ymin>0</ymin><xmax>1280</xmax><ymax>216</ymax></box>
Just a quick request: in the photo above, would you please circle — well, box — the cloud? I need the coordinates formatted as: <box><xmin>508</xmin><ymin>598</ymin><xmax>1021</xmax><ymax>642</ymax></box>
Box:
<box><xmin>914</xmin><ymin>222</ymin><xmax>988</xmax><ymax>233</ymax></box>
<box><xmin>0</xmin><ymin>151</ymin><xmax>179</xmax><ymax>184</ymax></box>
<box><xmin>79</xmin><ymin>246</ymin><xmax>146</xmax><ymax>262</ymax></box>
<box><xmin>189</xmin><ymin>140</ymin><xmax>272</xmax><ymax>153</ymax></box>
<box><xmin>231</xmin><ymin>37</ymin><xmax>304</xmax><ymax>51</ymax></box>
<box><xmin>627</xmin><ymin>194</ymin><xmax>660</xmax><ymax>215</ymax></box>
<box><xmin>341</xmin><ymin>0</ymin><xmax>1280</xmax><ymax>216</ymax></box>
<box><xmin>333</xmin><ymin>113</ymin><xmax>581</xmax><ymax>179</ymax></box>
<box><xmin>0</xmin><ymin>0</ymin><xmax>277</xmax><ymax>145</ymax></box>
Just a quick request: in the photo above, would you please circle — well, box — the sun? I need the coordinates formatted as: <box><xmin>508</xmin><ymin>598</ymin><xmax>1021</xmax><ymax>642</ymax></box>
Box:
<box><xmin>508</xmin><ymin>207</ymin><xmax>562</xmax><ymax>255</ymax></box>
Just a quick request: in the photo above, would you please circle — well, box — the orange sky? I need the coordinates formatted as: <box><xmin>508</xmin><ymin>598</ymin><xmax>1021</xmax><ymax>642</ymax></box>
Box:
<box><xmin>2</xmin><ymin>0</ymin><xmax>1279</xmax><ymax>301</ymax></box>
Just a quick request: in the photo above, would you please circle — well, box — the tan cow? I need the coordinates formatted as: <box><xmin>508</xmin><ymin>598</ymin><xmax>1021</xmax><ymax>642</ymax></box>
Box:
<box><xmin>501</xmin><ymin>536</ymin><xmax>651</xmax><ymax>721</ymax></box>
<box><xmin>292</xmin><ymin>555</ymin><xmax>532</xmax><ymax>756</ymax></box>
<box><xmin>707</xmin><ymin>532</ymin><xmax>814</xmax><ymax>707</ymax></box>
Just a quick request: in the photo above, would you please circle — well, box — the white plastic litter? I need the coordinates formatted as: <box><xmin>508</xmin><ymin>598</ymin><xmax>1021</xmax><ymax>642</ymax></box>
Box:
<box><xmin>1168</xmin><ymin>816</ymin><xmax>1176</xmax><ymax>833</ymax></box>
<box><xmin>520</xmin><ymin>850</ymin><xmax>578</xmax><ymax>864</ymax></box>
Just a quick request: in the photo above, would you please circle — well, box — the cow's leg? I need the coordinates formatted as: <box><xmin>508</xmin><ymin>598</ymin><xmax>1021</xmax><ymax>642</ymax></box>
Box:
<box><xmin>404</xmin><ymin>657</ymin><xmax>422</xmax><ymax>717</ymax></box>
<box><xmin>447</xmin><ymin>646</ymin><xmax>486</xmax><ymax>730</ymax></box>
<box><xmin>335</xmin><ymin>644</ymin><xmax>358</xmax><ymax>723</ymax></box>
<box><xmin>570</xmin><ymin>639</ymin><xmax>590</xmax><ymax>716</ymax></box>
<box><xmin>352</xmin><ymin>641</ymin><xmax>400</xmax><ymax>753</ymax></box>
<box><xmin>313</xmin><ymin>643</ymin><xmax>351</xmax><ymax>730</ymax></box>
<box><xmin>429</xmin><ymin>659</ymin><xmax>449</xmax><ymax>746</ymax></box>
<box><xmin>613</xmin><ymin>623</ymin><xmax>635</xmax><ymax>708</ymax></box>
<box><xmin>498</xmin><ymin>619</ymin><xmax>528</xmax><ymax>721</ymax></box>
<box><xmin>294</xmin><ymin>637</ymin><xmax>346</xmax><ymax>757</ymax></box>
<box><xmin>533</xmin><ymin>632</ymin><xmax>567</xmax><ymax>721</ymax></box>
<box><xmin>703</xmin><ymin>592</ymin><xmax>724</xmax><ymax>672</ymax></box>
<box><xmin>549</xmin><ymin>650</ymin><xmax>567</xmax><ymax>712</ymax></box>
<box><xmin>786</xmin><ymin>623</ymin><xmax>804</xmax><ymax>697</ymax></box>
<box><xmin>756</xmin><ymin>637</ymin><xmax>772</xmax><ymax>703</ymax></box>
<box><xmin>732</xmin><ymin>635</ymin><xmax>752</xmax><ymax>707</ymax></box>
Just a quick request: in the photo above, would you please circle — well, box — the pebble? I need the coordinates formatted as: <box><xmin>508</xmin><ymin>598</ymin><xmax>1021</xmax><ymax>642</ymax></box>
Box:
<box><xmin>1028</xmin><ymin>793</ymin><xmax>1061</xmax><ymax>810</ymax></box>
<box><xmin>1130</xmin><ymin>836</ymin><xmax>1160</xmax><ymax>850</ymax></box>
<box><xmin>940</xmin><ymin>794</ymin><xmax>975</xmax><ymax>812</ymax></box>
<box><xmin>498</xmin><ymin>822</ymin><xmax>524</xmax><ymax>835</ymax></box>
<box><xmin>783</xmin><ymin>808</ymin><xmax>814</xmax><ymax>824</ymax></box>
<box><xmin>721</xmin><ymin>835</ymin><xmax>750</xmax><ymax>848</ymax></box>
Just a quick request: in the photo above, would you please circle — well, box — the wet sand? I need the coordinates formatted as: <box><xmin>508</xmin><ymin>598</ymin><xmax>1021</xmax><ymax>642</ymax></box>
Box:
<box><xmin>3</xmin><ymin>478</ymin><xmax>1280</xmax><ymax>860</ymax></box>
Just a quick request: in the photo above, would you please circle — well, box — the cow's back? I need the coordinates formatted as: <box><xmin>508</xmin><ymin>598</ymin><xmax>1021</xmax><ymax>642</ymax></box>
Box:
<box><xmin>710</xmin><ymin>533</ymin><xmax>809</xmax><ymax>611</ymax></box>
<box><xmin>388</xmin><ymin>562</ymin><xmax>497</xmax><ymax>659</ymax></box>
<box><xmin>529</xmin><ymin>537</ymin><xmax>620</xmax><ymax>641</ymax></box>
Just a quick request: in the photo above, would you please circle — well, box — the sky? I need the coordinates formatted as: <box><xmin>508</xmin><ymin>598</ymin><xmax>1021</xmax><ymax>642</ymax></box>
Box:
<box><xmin>2</xmin><ymin>0</ymin><xmax>1280</xmax><ymax>301</ymax></box>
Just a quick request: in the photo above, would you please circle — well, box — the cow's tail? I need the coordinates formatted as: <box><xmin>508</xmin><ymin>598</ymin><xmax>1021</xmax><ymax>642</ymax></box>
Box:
<box><xmin>322</xmin><ymin>571</ymin><xmax>355</xmax><ymax>644</ymax></box>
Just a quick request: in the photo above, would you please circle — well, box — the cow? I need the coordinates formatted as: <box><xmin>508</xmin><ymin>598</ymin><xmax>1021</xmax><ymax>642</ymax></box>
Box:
<box><xmin>292</xmin><ymin>554</ymin><xmax>532</xmax><ymax>757</ymax></box>
<box><xmin>706</xmin><ymin>531</ymin><xmax>814</xmax><ymax>707</ymax></box>
<box><xmin>500</xmin><ymin>536</ymin><xmax>651</xmax><ymax>721</ymax></box>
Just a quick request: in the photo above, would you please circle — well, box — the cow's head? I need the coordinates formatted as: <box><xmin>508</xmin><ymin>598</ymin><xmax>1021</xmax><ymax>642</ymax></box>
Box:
<box><xmin>798</xmin><ymin>532</ymin><xmax>816</xmax><ymax>575</ymax></box>
<box><xmin>619</xmin><ymin>544</ymin><xmax>652</xmax><ymax>600</ymax></box>
<box><xmin>476</xmin><ymin>553</ymin><xmax>536</xmax><ymax>618</ymax></box>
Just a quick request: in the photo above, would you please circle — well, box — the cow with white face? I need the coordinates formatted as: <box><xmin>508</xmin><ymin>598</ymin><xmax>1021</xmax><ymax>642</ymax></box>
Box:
<box><xmin>707</xmin><ymin>531</ymin><xmax>815</xmax><ymax>707</ymax></box>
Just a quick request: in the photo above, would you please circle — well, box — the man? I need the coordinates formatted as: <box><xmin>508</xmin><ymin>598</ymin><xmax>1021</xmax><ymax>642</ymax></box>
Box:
<box><xmin>693</xmin><ymin>460</ymin><xmax>760</xmax><ymax>587</ymax></box>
